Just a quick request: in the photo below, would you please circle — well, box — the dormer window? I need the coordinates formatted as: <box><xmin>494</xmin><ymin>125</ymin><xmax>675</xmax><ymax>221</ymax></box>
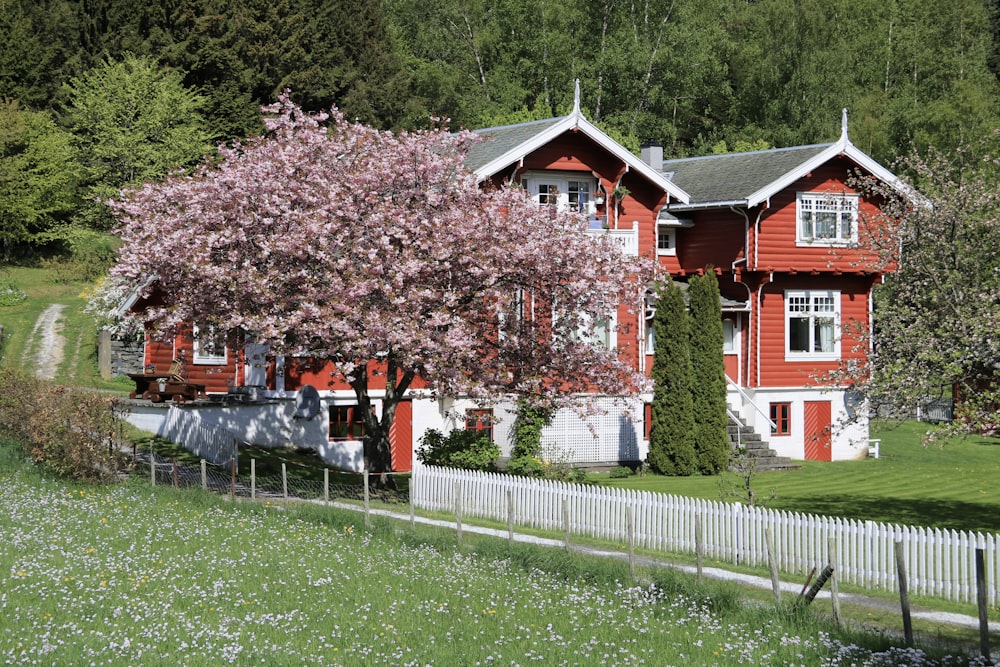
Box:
<box><xmin>521</xmin><ymin>172</ymin><xmax>597</xmax><ymax>212</ymax></box>
<box><xmin>797</xmin><ymin>192</ymin><xmax>858</xmax><ymax>246</ymax></box>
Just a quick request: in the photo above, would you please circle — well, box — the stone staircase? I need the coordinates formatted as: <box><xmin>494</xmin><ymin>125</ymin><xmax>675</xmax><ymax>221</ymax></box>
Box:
<box><xmin>728</xmin><ymin>412</ymin><xmax>800</xmax><ymax>471</ymax></box>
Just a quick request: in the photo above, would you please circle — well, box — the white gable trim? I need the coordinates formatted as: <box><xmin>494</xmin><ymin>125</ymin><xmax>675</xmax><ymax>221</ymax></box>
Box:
<box><xmin>472</xmin><ymin>102</ymin><xmax>690</xmax><ymax>205</ymax></box>
<box><xmin>745</xmin><ymin>114</ymin><xmax>916</xmax><ymax>208</ymax></box>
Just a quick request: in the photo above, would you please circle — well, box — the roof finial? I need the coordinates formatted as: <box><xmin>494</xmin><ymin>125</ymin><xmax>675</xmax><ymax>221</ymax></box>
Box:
<box><xmin>841</xmin><ymin>108</ymin><xmax>849</xmax><ymax>141</ymax></box>
<box><xmin>573</xmin><ymin>79</ymin><xmax>581</xmax><ymax>116</ymax></box>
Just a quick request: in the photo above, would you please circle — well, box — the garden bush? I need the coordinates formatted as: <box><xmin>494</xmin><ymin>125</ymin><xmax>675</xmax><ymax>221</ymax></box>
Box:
<box><xmin>0</xmin><ymin>367</ymin><xmax>129</xmax><ymax>482</ymax></box>
<box><xmin>416</xmin><ymin>428</ymin><xmax>500</xmax><ymax>471</ymax></box>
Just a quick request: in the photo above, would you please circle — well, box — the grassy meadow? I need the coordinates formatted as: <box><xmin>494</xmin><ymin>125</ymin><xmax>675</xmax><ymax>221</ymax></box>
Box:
<box><xmin>0</xmin><ymin>443</ymin><xmax>985</xmax><ymax>667</ymax></box>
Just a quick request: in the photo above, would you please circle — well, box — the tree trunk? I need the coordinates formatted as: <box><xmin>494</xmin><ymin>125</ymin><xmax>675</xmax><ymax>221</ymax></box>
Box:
<box><xmin>348</xmin><ymin>356</ymin><xmax>414</xmax><ymax>488</ymax></box>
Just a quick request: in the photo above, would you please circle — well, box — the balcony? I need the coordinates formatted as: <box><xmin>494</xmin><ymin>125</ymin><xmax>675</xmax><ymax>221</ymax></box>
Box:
<box><xmin>585</xmin><ymin>220</ymin><xmax>639</xmax><ymax>256</ymax></box>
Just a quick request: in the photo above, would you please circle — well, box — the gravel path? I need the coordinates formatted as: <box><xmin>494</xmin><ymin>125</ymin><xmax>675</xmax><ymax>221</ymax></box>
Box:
<box><xmin>24</xmin><ymin>304</ymin><xmax>66</xmax><ymax>380</ymax></box>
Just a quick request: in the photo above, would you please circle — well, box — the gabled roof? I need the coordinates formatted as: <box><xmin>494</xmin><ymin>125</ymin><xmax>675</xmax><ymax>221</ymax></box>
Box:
<box><xmin>661</xmin><ymin>110</ymin><xmax>911</xmax><ymax>210</ymax></box>
<box><xmin>464</xmin><ymin>82</ymin><xmax>690</xmax><ymax>205</ymax></box>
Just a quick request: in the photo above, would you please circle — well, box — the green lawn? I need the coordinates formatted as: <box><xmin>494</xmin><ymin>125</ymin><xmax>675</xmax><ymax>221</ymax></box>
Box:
<box><xmin>598</xmin><ymin>420</ymin><xmax>1000</xmax><ymax>535</ymax></box>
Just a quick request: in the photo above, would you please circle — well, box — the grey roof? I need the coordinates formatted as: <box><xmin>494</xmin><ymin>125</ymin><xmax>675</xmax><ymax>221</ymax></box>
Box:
<box><xmin>463</xmin><ymin>118</ymin><xmax>567</xmax><ymax>174</ymax></box>
<box><xmin>661</xmin><ymin>144</ymin><xmax>832</xmax><ymax>206</ymax></box>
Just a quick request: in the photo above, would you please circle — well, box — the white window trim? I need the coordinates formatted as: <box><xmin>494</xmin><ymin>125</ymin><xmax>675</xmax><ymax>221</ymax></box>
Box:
<box><xmin>656</xmin><ymin>224</ymin><xmax>677</xmax><ymax>256</ymax></box>
<box><xmin>193</xmin><ymin>323</ymin><xmax>227</xmax><ymax>365</ymax></box>
<box><xmin>785</xmin><ymin>290</ymin><xmax>841</xmax><ymax>362</ymax></box>
<box><xmin>521</xmin><ymin>171</ymin><xmax>598</xmax><ymax>214</ymax></box>
<box><xmin>553</xmin><ymin>303</ymin><xmax>617</xmax><ymax>350</ymax></box>
<box><xmin>796</xmin><ymin>192</ymin><xmax>858</xmax><ymax>246</ymax></box>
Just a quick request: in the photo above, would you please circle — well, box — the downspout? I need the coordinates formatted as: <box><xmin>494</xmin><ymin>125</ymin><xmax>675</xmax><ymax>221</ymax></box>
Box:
<box><xmin>757</xmin><ymin>271</ymin><xmax>774</xmax><ymax>389</ymax></box>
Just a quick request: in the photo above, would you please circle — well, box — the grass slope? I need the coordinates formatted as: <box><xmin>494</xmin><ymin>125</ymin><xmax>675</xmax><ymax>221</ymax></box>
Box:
<box><xmin>0</xmin><ymin>450</ymin><xmax>980</xmax><ymax>666</ymax></box>
<box><xmin>0</xmin><ymin>265</ymin><xmax>128</xmax><ymax>390</ymax></box>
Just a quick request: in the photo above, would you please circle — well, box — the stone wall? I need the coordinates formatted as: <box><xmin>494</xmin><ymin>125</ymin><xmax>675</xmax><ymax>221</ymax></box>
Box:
<box><xmin>99</xmin><ymin>329</ymin><xmax>144</xmax><ymax>378</ymax></box>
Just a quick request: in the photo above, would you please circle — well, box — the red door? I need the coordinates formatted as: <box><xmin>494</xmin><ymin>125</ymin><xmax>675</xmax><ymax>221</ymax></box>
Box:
<box><xmin>804</xmin><ymin>401</ymin><xmax>832</xmax><ymax>461</ymax></box>
<box><xmin>389</xmin><ymin>400</ymin><xmax>413</xmax><ymax>472</ymax></box>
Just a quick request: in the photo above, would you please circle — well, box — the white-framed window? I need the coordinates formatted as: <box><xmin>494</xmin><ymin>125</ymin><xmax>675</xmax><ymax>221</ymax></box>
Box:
<box><xmin>797</xmin><ymin>192</ymin><xmax>858</xmax><ymax>245</ymax></box>
<box><xmin>553</xmin><ymin>303</ymin><xmax>616</xmax><ymax>350</ymax></box>
<box><xmin>722</xmin><ymin>319</ymin><xmax>736</xmax><ymax>353</ymax></box>
<box><xmin>785</xmin><ymin>290</ymin><xmax>840</xmax><ymax>361</ymax></box>
<box><xmin>193</xmin><ymin>323</ymin><xmax>227</xmax><ymax>365</ymax></box>
<box><xmin>521</xmin><ymin>172</ymin><xmax>597</xmax><ymax>213</ymax></box>
<box><xmin>656</xmin><ymin>223</ymin><xmax>677</xmax><ymax>256</ymax></box>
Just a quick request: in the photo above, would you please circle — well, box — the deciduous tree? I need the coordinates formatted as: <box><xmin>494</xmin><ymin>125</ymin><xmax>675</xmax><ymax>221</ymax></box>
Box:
<box><xmin>109</xmin><ymin>96</ymin><xmax>652</xmax><ymax>477</ymax></box>
<box><xmin>843</xmin><ymin>144</ymin><xmax>1000</xmax><ymax>439</ymax></box>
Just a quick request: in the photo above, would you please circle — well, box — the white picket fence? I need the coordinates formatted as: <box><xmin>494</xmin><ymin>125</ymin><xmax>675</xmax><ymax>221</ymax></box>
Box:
<box><xmin>412</xmin><ymin>465</ymin><xmax>1000</xmax><ymax>606</ymax></box>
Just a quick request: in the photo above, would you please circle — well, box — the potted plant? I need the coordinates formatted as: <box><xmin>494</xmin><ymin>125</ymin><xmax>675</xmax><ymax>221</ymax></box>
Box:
<box><xmin>593</xmin><ymin>191</ymin><xmax>605</xmax><ymax>205</ymax></box>
<box><xmin>612</xmin><ymin>185</ymin><xmax>630</xmax><ymax>200</ymax></box>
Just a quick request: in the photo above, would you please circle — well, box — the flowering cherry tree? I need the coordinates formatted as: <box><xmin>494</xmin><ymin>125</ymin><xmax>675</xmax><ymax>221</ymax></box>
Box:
<box><xmin>110</xmin><ymin>96</ymin><xmax>654</xmax><ymax>475</ymax></box>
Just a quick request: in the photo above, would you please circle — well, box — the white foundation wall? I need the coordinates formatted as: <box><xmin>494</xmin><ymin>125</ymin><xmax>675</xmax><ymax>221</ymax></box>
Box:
<box><xmin>733</xmin><ymin>386</ymin><xmax>871</xmax><ymax>461</ymax></box>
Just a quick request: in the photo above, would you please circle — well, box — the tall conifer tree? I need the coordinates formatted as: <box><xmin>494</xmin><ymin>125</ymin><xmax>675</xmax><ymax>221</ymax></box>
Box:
<box><xmin>689</xmin><ymin>269</ymin><xmax>730</xmax><ymax>474</ymax></box>
<box><xmin>647</xmin><ymin>281</ymin><xmax>697</xmax><ymax>475</ymax></box>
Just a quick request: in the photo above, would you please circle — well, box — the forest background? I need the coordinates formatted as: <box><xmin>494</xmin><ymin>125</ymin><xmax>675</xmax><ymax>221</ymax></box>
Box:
<box><xmin>3</xmin><ymin>0</ymin><xmax>1000</xmax><ymax>256</ymax></box>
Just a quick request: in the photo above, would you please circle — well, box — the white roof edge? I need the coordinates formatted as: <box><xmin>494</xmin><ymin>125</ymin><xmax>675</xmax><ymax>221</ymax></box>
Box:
<box><xmin>745</xmin><ymin>138</ymin><xmax>914</xmax><ymax>208</ymax></box>
<box><xmin>473</xmin><ymin>113</ymin><xmax>690</xmax><ymax>205</ymax></box>
<box><xmin>114</xmin><ymin>274</ymin><xmax>158</xmax><ymax>317</ymax></box>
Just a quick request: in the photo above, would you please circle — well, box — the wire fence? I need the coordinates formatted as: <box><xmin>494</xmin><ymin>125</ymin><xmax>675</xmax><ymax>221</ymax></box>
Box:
<box><xmin>133</xmin><ymin>448</ymin><xmax>409</xmax><ymax>506</ymax></box>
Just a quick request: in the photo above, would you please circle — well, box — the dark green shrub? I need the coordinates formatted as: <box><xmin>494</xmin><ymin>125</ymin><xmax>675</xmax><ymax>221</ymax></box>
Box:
<box><xmin>416</xmin><ymin>428</ymin><xmax>500</xmax><ymax>471</ymax></box>
<box><xmin>609</xmin><ymin>465</ymin><xmax>632</xmax><ymax>479</ymax></box>
<box><xmin>505</xmin><ymin>454</ymin><xmax>546</xmax><ymax>477</ymax></box>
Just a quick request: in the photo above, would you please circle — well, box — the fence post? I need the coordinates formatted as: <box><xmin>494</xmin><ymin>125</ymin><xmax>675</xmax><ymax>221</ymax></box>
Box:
<box><xmin>829</xmin><ymin>536</ymin><xmax>841</xmax><ymax>626</ymax></box>
<box><xmin>627</xmin><ymin>506</ymin><xmax>635</xmax><ymax>581</ymax></box>
<box><xmin>765</xmin><ymin>527</ymin><xmax>781</xmax><ymax>604</ymax></box>
<box><xmin>363</xmin><ymin>470</ymin><xmax>371</xmax><ymax>529</ymax></box>
<box><xmin>976</xmin><ymin>548</ymin><xmax>991</xmax><ymax>663</ymax></box>
<box><xmin>282</xmin><ymin>462</ymin><xmax>288</xmax><ymax>505</ymax></box>
<box><xmin>150</xmin><ymin>448</ymin><xmax>155</xmax><ymax>487</ymax></box>
<box><xmin>455</xmin><ymin>481</ymin><xmax>463</xmax><ymax>546</ymax></box>
<box><xmin>895</xmin><ymin>540</ymin><xmax>914</xmax><ymax>647</ymax></box>
<box><xmin>562</xmin><ymin>498</ymin><xmax>571</xmax><ymax>549</ymax></box>
<box><xmin>695</xmin><ymin>514</ymin><xmax>704</xmax><ymax>581</ymax></box>
<box><xmin>201</xmin><ymin>459</ymin><xmax>207</xmax><ymax>491</ymax></box>
<box><xmin>507</xmin><ymin>489</ymin><xmax>514</xmax><ymax>544</ymax></box>
<box><xmin>324</xmin><ymin>468</ymin><xmax>329</xmax><ymax>505</ymax></box>
<box><xmin>251</xmin><ymin>458</ymin><xmax>256</xmax><ymax>500</ymax></box>
<box><xmin>409</xmin><ymin>475</ymin><xmax>415</xmax><ymax>530</ymax></box>
<box><xmin>230</xmin><ymin>457</ymin><xmax>236</xmax><ymax>498</ymax></box>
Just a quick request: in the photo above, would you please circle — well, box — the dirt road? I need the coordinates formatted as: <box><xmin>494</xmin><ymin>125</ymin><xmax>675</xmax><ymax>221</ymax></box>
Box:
<box><xmin>23</xmin><ymin>304</ymin><xmax>66</xmax><ymax>380</ymax></box>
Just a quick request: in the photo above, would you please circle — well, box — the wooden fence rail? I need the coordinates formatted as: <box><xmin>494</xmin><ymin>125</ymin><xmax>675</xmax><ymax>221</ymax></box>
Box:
<box><xmin>411</xmin><ymin>465</ymin><xmax>998</xmax><ymax>605</ymax></box>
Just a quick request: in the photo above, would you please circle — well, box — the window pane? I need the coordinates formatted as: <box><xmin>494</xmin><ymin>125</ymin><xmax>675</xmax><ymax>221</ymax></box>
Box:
<box><xmin>789</xmin><ymin>316</ymin><xmax>810</xmax><ymax>352</ymax></box>
<box><xmin>814</xmin><ymin>317</ymin><xmax>835</xmax><ymax>352</ymax></box>
<box><xmin>722</xmin><ymin>320</ymin><xmax>735</xmax><ymax>352</ymax></box>
<box><xmin>815</xmin><ymin>211</ymin><xmax>837</xmax><ymax>238</ymax></box>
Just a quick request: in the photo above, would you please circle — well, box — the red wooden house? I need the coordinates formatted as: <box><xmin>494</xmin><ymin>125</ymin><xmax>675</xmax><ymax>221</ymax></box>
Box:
<box><xmin>125</xmin><ymin>92</ymin><xmax>905</xmax><ymax>468</ymax></box>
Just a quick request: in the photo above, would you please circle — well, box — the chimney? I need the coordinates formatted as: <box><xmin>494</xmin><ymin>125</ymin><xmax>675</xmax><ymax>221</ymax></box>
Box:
<box><xmin>641</xmin><ymin>142</ymin><xmax>663</xmax><ymax>171</ymax></box>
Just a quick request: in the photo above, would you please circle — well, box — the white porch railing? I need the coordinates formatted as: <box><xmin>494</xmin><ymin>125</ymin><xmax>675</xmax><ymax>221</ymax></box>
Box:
<box><xmin>412</xmin><ymin>465</ymin><xmax>1000</xmax><ymax>606</ymax></box>
<box><xmin>585</xmin><ymin>221</ymin><xmax>638</xmax><ymax>256</ymax></box>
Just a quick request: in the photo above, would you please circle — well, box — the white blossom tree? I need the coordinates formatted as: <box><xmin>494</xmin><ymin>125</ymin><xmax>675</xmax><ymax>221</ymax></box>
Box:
<box><xmin>841</xmin><ymin>145</ymin><xmax>1000</xmax><ymax>439</ymax></box>
<box><xmin>110</xmin><ymin>96</ymin><xmax>654</xmax><ymax>475</ymax></box>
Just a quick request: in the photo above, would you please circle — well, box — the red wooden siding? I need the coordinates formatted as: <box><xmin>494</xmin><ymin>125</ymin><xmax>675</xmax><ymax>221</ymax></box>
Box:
<box><xmin>674</xmin><ymin>210</ymin><xmax>746</xmax><ymax>274</ymax></box>
<box><xmin>752</xmin><ymin>160</ymin><xmax>884</xmax><ymax>274</ymax></box>
<box><xmin>755</xmin><ymin>275</ymin><xmax>872</xmax><ymax>388</ymax></box>
<box><xmin>390</xmin><ymin>400</ymin><xmax>413</xmax><ymax>472</ymax></box>
<box><xmin>804</xmin><ymin>400</ymin><xmax>832</xmax><ymax>461</ymax></box>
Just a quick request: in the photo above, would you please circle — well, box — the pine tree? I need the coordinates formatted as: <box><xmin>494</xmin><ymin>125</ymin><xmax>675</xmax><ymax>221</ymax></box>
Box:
<box><xmin>647</xmin><ymin>281</ymin><xmax>697</xmax><ymax>475</ymax></box>
<box><xmin>689</xmin><ymin>269</ymin><xmax>731</xmax><ymax>474</ymax></box>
